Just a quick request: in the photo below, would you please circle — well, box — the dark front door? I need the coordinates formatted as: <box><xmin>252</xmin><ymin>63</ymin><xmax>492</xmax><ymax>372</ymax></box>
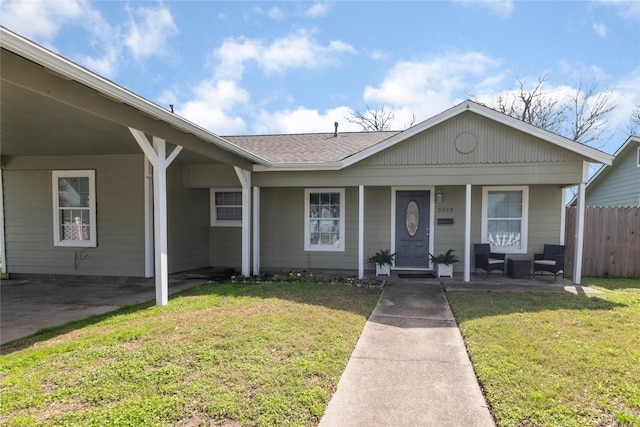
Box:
<box><xmin>395</xmin><ymin>191</ymin><xmax>430</xmax><ymax>268</ymax></box>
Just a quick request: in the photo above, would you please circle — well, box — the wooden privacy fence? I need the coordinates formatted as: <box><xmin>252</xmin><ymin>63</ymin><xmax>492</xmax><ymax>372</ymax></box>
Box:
<box><xmin>565</xmin><ymin>206</ymin><xmax>640</xmax><ymax>279</ymax></box>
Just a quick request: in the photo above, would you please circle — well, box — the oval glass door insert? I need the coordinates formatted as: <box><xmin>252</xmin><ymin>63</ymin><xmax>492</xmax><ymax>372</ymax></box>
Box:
<box><xmin>406</xmin><ymin>200</ymin><xmax>419</xmax><ymax>237</ymax></box>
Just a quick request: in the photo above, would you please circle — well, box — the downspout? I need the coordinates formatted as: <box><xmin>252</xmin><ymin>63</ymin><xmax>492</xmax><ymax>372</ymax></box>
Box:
<box><xmin>234</xmin><ymin>167</ymin><xmax>251</xmax><ymax>277</ymax></box>
<box><xmin>572</xmin><ymin>161</ymin><xmax>588</xmax><ymax>285</ymax></box>
<box><xmin>0</xmin><ymin>169</ymin><xmax>6</xmax><ymax>274</ymax></box>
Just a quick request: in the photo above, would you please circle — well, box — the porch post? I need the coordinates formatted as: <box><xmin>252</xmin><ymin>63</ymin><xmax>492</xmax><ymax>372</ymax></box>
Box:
<box><xmin>252</xmin><ymin>186</ymin><xmax>260</xmax><ymax>276</ymax></box>
<box><xmin>234</xmin><ymin>167</ymin><xmax>252</xmax><ymax>277</ymax></box>
<box><xmin>464</xmin><ymin>184</ymin><xmax>472</xmax><ymax>282</ymax></box>
<box><xmin>573</xmin><ymin>162</ymin><xmax>588</xmax><ymax>285</ymax></box>
<box><xmin>130</xmin><ymin>128</ymin><xmax>183</xmax><ymax>306</ymax></box>
<box><xmin>144</xmin><ymin>159</ymin><xmax>154</xmax><ymax>278</ymax></box>
<box><xmin>358</xmin><ymin>185</ymin><xmax>364</xmax><ymax>279</ymax></box>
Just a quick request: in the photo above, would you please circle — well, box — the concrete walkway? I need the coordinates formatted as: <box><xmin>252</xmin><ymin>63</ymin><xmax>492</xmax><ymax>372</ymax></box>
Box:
<box><xmin>319</xmin><ymin>281</ymin><xmax>495</xmax><ymax>427</ymax></box>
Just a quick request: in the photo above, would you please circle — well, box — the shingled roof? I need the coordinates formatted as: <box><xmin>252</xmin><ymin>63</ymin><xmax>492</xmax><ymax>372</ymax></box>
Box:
<box><xmin>223</xmin><ymin>131</ymin><xmax>400</xmax><ymax>164</ymax></box>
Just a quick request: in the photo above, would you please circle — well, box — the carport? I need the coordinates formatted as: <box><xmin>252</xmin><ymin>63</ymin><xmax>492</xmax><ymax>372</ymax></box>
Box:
<box><xmin>1</xmin><ymin>28</ymin><xmax>265</xmax><ymax>305</ymax></box>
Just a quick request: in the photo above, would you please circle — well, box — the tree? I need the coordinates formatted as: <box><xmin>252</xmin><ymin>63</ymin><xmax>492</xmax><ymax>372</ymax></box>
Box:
<box><xmin>487</xmin><ymin>73</ymin><xmax>617</xmax><ymax>147</ymax></box>
<box><xmin>628</xmin><ymin>104</ymin><xmax>640</xmax><ymax>135</ymax></box>
<box><xmin>346</xmin><ymin>106</ymin><xmax>416</xmax><ymax>131</ymax></box>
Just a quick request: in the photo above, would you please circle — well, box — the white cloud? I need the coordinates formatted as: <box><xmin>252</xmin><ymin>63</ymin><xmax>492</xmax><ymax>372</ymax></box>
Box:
<box><xmin>304</xmin><ymin>3</ymin><xmax>330</xmax><ymax>18</ymax></box>
<box><xmin>593</xmin><ymin>22</ymin><xmax>608</xmax><ymax>37</ymax></box>
<box><xmin>457</xmin><ymin>0</ymin><xmax>514</xmax><ymax>18</ymax></box>
<box><xmin>0</xmin><ymin>0</ymin><xmax>85</xmax><ymax>41</ymax></box>
<box><xmin>363</xmin><ymin>52</ymin><xmax>502</xmax><ymax>119</ymax></box>
<box><xmin>255</xmin><ymin>106</ymin><xmax>359</xmax><ymax>134</ymax></box>
<box><xmin>368</xmin><ymin>49</ymin><xmax>389</xmax><ymax>60</ymax></box>
<box><xmin>593</xmin><ymin>0</ymin><xmax>640</xmax><ymax>20</ymax></box>
<box><xmin>214</xmin><ymin>31</ymin><xmax>356</xmax><ymax>77</ymax></box>
<box><xmin>124</xmin><ymin>5</ymin><xmax>179</xmax><ymax>59</ymax></box>
<box><xmin>177</xmin><ymin>80</ymin><xmax>250</xmax><ymax>135</ymax></box>
<box><xmin>267</xmin><ymin>6</ymin><xmax>285</xmax><ymax>20</ymax></box>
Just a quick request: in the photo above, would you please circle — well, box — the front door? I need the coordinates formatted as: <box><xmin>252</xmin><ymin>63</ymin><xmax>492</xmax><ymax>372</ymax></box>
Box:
<box><xmin>395</xmin><ymin>190</ymin><xmax>430</xmax><ymax>268</ymax></box>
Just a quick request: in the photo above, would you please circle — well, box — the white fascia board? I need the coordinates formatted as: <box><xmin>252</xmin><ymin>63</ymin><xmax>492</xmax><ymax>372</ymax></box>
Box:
<box><xmin>0</xmin><ymin>27</ymin><xmax>271</xmax><ymax>167</ymax></box>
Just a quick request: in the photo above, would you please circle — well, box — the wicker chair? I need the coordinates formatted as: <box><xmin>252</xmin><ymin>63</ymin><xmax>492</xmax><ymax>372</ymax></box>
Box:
<box><xmin>533</xmin><ymin>244</ymin><xmax>565</xmax><ymax>281</ymax></box>
<box><xmin>473</xmin><ymin>243</ymin><xmax>505</xmax><ymax>278</ymax></box>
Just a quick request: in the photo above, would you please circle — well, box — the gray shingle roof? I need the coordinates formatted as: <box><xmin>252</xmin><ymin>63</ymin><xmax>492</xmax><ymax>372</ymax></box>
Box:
<box><xmin>223</xmin><ymin>131</ymin><xmax>400</xmax><ymax>164</ymax></box>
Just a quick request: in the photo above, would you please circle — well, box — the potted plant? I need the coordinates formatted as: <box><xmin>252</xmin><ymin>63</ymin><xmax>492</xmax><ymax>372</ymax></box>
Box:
<box><xmin>429</xmin><ymin>249</ymin><xmax>459</xmax><ymax>278</ymax></box>
<box><xmin>368</xmin><ymin>249</ymin><xmax>396</xmax><ymax>276</ymax></box>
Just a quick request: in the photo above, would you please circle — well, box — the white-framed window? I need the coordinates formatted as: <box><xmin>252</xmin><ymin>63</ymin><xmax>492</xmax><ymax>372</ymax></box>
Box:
<box><xmin>52</xmin><ymin>170</ymin><xmax>97</xmax><ymax>247</ymax></box>
<box><xmin>481</xmin><ymin>186</ymin><xmax>528</xmax><ymax>254</ymax></box>
<box><xmin>210</xmin><ymin>189</ymin><xmax>242</xmax><ymax>227</ymax></box>
<box><xmin>304</xmin><ymin>188</ymin><xmax>345</xmax><ymax>252</ymax></box>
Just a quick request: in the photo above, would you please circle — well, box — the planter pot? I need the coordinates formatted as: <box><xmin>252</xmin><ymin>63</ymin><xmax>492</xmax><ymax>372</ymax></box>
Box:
<box><xmin>437</xmin><ymin>263</ymin><xmax>453</xmax><ymax>278</ymax></box>
<box><xmin>375</xmin><ymin>264</ymin><xmax>391</xmax><ymax>276</ymax></box>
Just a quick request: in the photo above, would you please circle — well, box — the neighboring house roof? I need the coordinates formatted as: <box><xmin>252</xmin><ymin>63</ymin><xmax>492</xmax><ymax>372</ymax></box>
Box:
<box><xmin>569</xmin><ymin>135</ymin><xmax>640</xmax><ymax>206</ymax></box>
<box><xmin>224</xmin><ymin>131</ymin><xmax>400</xmax><ymax>164</ymax></box>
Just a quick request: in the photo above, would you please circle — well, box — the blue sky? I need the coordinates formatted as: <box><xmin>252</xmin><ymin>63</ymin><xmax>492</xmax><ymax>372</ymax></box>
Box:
<box><xmin>2</xmin><ymin>0</ymin><xmax>639</xmax><ymax>154</ymax></box>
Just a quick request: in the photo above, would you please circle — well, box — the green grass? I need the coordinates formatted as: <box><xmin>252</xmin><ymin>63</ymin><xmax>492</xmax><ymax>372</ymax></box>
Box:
<box><xmin>0</xmin><ymin>282</ymin><xmax>381</xmax><ymax>426</ymax></box>
<box><xmin>447</xmin><ymin>278</ymin><xmax>640</xmax><ymax>427</ymax></box>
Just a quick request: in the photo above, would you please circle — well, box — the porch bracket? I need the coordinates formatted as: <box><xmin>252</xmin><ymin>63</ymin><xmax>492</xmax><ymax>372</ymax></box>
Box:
<box><xmin>129</xmin><ymin>127</ymin><xmax>183</xmax><ymax>306</ymax></box>
<box><xmin>234</xmin><ymin>166</ymin><xmax>252</xmax><ymax>277</ymax></box>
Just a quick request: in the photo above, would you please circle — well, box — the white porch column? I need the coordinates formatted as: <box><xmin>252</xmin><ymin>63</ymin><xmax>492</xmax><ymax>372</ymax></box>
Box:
<box><xmin>573</xmin><ymin>162</ymin><xmax>588</xmax><ymax>285</ymax></box>
<box><xmin>358</xmin><ymin>185</ymin><xmax>365</xmax><ymax>279</ymax></box>
<box><xmin>130</xmin><ymin>128</ymin><xmax>182</xmax><ymax>306</ymax></box>
<box><xmin>144</xmin><ymin>159</ymin><xmax>154</xmax><ymax>278</ymax></box>
<box><xmin>464</xmin><ymin>184</ymin><xmax>472</xmax><ymax>282</ymax></box>
<box><xmin>252</xmin><ymin>186</ymin><xmax>260</xmax><ymax>276</ymax></box>
<box><xmin>234</xmin><ymin>167</ymin><xmax>252</xmax><ymax>277</ymax></box>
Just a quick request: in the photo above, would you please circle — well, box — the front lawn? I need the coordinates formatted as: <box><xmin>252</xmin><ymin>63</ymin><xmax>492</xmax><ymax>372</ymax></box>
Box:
<box><xmin>447</xmin><ymin>278</ymin><xmax>640</xmax><ymax>427</ymax></box>
<box><xmin>0</xmin><ymin>282</ymin><xmax>381</xmax><ymax>426</ymax></box>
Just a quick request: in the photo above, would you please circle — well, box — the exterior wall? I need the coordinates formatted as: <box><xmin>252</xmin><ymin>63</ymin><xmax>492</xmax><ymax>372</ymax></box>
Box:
<box><xmin>248</xmin><ymin>183</ymin><xmax>564</xmax><ymax>274</ymax></box>
<box><xmin>586</xmin><ymin>145</ymin><xmax>640</xmax><ymax>206</ymax></box>
<box><xmin>257</xmin><ymin>187</ymin><xmax>362</xmax><ymax>271</ymax></box>
<box><xmin>167</xmin><ymin>164</ymin><xmax>210</xmax><ymax>273</ymax></box>
<box><xmin>2</xmin><ymin>155</ymin><xmax>146</xmax><ymax>276</ymax></box>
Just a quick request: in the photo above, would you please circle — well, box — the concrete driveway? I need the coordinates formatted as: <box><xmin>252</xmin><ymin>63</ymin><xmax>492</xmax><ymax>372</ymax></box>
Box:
<box><xmin>1</xmin><ymin>273</ymin><xmax>213</xmax><ymax>345</ymax></box>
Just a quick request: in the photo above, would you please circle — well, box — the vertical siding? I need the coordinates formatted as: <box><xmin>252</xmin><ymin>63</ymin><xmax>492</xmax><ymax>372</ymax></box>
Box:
<box><xmin>364</xmin><ymin>112</ymin><xmax>580</xmax><ymax>167</ymax></box>
<box><xmin>167</xmin><ymin>165</ymin><xmax>210</xmax><ymax>273</ymax></box>
<box><xmin>3</xmin><ymin>155</ymin><xmax>145</xmax><ymax>276</ymax></box>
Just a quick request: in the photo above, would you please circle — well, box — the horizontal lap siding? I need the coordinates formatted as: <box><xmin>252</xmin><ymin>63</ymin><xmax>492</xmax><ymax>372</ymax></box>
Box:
<box><xmin>3</xmin><ymin>155</ymin><xmax>145</xmax><ymax>276</ymax></box>
<box><xmin>209</xmin><ymin>227</ymin><xmax>242</xmax><ymax>269</ymax></box>
<box><xmin>167</xmin><ymin>165</ymin><xmax>210</xmax><ymax>273</ymax></box>
<box><xmin>259</xmin><ymin>187</ymin><xmax>362</xmax><ymax>271</ymax></box>
<box><xmin>586</xmin><ymin>148</ymin><xmax>640</xmax><ymax>206</ymax></box>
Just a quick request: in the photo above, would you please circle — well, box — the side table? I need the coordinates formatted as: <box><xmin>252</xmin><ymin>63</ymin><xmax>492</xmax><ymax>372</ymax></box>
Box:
<box><xmin>507</xmin><ymin>259</ymin><xmax>531</xmax><ymax>279</ymax></box>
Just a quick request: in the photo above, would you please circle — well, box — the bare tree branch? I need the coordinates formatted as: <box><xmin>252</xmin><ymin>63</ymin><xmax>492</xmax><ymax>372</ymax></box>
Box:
<box><xmin>346</xmin><ymin>105</ymin><xmax>396</xmax><ymax>131</ymax></box>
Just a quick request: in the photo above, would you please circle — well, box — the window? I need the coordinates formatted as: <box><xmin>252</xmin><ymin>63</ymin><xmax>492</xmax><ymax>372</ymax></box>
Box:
<box><xmin>304</xmin><ymin>189</ymin><xmax>345</xmax><ymax>251</ymax></box>
<box><xmin>211</xmin><ymin>189</ymin><xmax>242</xmax><ymax>226</ymax></box>
<box><xmin>52</xmin><ymin>170</ymin><xmax>96</xmax><ymax>247</ymax></box>
<box><xmin>481</xmin><ymin>186</ymin><xmax>528</xmax><ymax>254</ymax></box>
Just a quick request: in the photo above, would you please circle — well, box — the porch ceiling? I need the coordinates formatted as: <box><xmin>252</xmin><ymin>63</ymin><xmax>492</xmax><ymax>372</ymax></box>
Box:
<box><xmin>0</xmin><ymin>44</ymin><xmax>256</xmax><ymax>169</ymax></box>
